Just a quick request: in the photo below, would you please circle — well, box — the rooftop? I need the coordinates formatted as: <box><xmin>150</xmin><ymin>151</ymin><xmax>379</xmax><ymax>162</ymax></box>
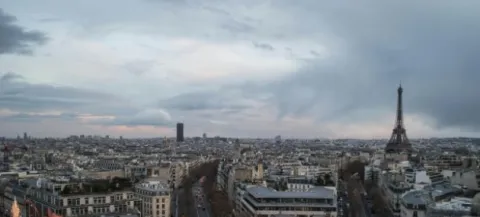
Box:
<box><xmin>61</xmin><ymin>177</ymin><xmax>134</xmax><ymax>195</ymax></box>
<box><xmin>14</xmin><ymin>177</ymin><xmax>135</xmax><ymax>196</ymax></box>
<box><xmin>401</xmin><ymin>190</ymin><xmax>431</xmax><ymax>206</ymax></box>
<box><xmin>246</xmin><ymin>186</ymin><xmax>335</xmax><ymax>199</ymax></box>
<box><xmin>424</xmin><ymin>182</ymin><xmax>461</xmax><ymax>199</ymax></box>
<box><xmin>135</xmin><ymin>181</ymin><xmax>169</xmax><ymax>192</ymax></box>
<box><xmin>432</xmin><ymin>197</ymin><xmax>471</xmax><ymax>212</ymax></box>
<box><xmin>402</xmin><ymin>183</ymin><xmax>461</xmax><ymax>206</ymax></box>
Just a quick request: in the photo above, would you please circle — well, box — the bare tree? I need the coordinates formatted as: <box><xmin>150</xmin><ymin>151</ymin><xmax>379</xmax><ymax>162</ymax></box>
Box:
<box><xmin>178</xmin><ymin>160</ymin><xmax>233</xmax><ymax>217</ymax></box>
<box><xmin>199</xmin><ymin>160</ymin><xmax>233</xmax><ymax>217</ymax></box>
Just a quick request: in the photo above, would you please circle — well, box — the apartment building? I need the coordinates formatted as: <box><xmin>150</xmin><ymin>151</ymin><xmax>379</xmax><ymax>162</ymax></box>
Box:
<box><xmin>293</xmin><ymin>165</ymin><xmax>332</xmax><ymax>177</ymax></box>
<box><xmin>400</xmin><ymin>183</ymin><xmax>464</xmax><ymax>217</ymax></box>
<box><xmin>124</xmin><ymin>163</ymin><xmax>184</xmax><ymax>189</ymax></box>
<box><xmin>236</xmin><ymin>185</ymin><xmax>337</xmax><ymax>217</ymax></box>
<box><xmin>134</xmin><ymin>181</ymin><xmax>170</xmax><ymax>217</ymax></box>
<box><xmin>379</xmin><ymin>172</ymin><xmax>413</xmax><ymax>217</ymax></box>
<box><xmin>1</xmin><ymin>177</ymin><xmax>142</xmax><ymax>217</ymax></box>
<box><xmin>125</xmin><ymin>165</ymin><xmax>170</xmax><ymax>180</ymax></box>
<box><xmin>442</xmin><ymin>169</ymin><xmax>480</xmax><ymax>190</ymax></box>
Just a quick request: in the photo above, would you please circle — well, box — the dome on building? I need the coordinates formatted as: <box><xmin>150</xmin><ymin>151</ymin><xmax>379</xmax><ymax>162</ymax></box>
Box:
<box><xmin>401</xmin><ymin>190</ymin><xmax>432</xmax><ymax>211</ymax></box>
<box><xmin>471</xmin><ymin>193</ymin><xmax>480</xmax><ymax>215</ymax></box>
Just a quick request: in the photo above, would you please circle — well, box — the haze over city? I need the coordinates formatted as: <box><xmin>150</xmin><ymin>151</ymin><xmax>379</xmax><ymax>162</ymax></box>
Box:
<box><xmin>1</xmin><ymin>0</ymin><xmax>480</xmax><ymax>138</ymax></box>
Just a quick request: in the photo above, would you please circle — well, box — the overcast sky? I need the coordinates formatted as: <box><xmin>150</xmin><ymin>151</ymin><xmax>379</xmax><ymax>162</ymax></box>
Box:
<box><xmin>1</xmin><ymin>0</ymin><xmax>480</xmax><ymax>138</ymax></box>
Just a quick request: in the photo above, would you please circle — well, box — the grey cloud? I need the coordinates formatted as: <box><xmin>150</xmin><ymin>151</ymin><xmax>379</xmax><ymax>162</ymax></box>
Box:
<box><xmin>122</xmin><ymin>60</ymin><xmax>156</xmax><ymax>76</ymax></box>
<box><xmin>142</xmin><ymin>0</ymin><xmax>189</xmax><ymax>6</ymax></box>
<box><xmin>252</xmin><ymin>42</ymin><xmax>274</xmax><ymax>51</ymax></box>
<box><xmin>159</xmin><ymin>89</ymin><xmax>252</xmax><ymax>112</ymax></box>
<box><xmin>0</xmin><ymin>72</ymin><xmax>173</xmax><ymax>127</ymax></box>
<box><xmin>3</xmin><ymin>0</ymin><xmax>480</xmax><ymax>136</ymax></box>
<box><xmin>0</xmin><ymin>9</ymin><xmax>47</xmax><ymax>55</ymax></box>
<box><xmin>310</xmin><ymin>50</ymin><xmax>320</xmax><ymax>57</ymax></box>
<box><xmin>38</xmin><ymin>18</ymin><xmax>62</xmax><ymax>23</ymax></box>
<box><xmin>87</xmin><ymin>109</ymin><xmax>173</xmax><ymax>127</ymax></box>
<box><xmin>0</xmin><ymin>72</ymin><xmax>22</xmax><ymax>82</ymax></box>
<box><xmin>251</xmin><ymin>1</ymin><xmax>480</xmax><ymax>131</ymax></box>
<box><xmin>3</xmin><ymin>0</ymin><xmax>257</xmax><ymax>44</ymax></box>
<box><xmin>220</xmin><ymin>19</ymin><xmax>255</xmax><ymax>34</ymax></box>
<box><xmin>201</xmin><ymin>6</ymin><xmax>230</xmax><ymax>16</ymax></box>
<box><xmin>0</xmin><ymin>72</ymin><xmax>138</xmax><ymax>116</ymax></box>
<box><xmin>0</xmin><ymin>112</ymin><xmax>78</xmax><ymax>123</ymax></box>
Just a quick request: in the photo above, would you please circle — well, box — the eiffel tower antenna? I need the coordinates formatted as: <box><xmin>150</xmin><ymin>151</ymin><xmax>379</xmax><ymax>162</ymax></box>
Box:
<box><xmin>385</xmin><ymin>84</ymin><xmax>412</xmax><ymax>153</ymax></box>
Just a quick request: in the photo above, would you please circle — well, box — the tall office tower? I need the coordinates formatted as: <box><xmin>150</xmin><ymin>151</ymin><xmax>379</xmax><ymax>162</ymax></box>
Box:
<box><xmin>176</xmin><ymin>123</ymin><xmax>184</xmax><ymax>142</ymax></box>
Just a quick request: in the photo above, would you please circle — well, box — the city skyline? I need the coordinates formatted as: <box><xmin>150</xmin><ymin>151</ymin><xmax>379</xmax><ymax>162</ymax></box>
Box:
<box><xmin>1</xmin><ymin>1</ymin><xmax>480</xmax><ymax>138</ymax></box>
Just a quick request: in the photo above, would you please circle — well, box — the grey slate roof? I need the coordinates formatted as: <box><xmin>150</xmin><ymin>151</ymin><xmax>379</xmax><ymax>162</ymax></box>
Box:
<box><xmin>402</xmin><ymin>183</ymin><xmax>461</xmax><ymax>206</ymax></box>
<box><xmin>402</xmin><ymin>190</ymin><xmax>431</xmax><ymax>206</ymax></box>
<box><xmin>246</xmin><ymin>186</ymin><xmax>335</xmax><ymax>199</ymax></box>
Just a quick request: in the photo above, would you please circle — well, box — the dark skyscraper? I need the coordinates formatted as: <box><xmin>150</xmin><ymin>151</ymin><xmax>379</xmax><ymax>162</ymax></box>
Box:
<box><xmin>176</xmin><ymin>123</ymin><xmax>184</xmax><ymax>142</ymax></box>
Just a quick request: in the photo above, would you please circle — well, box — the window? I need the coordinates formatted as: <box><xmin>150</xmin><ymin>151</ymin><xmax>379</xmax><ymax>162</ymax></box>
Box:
<box><xmin>67</xmin><ymin>198</ymin><xmax>80</xmax><ymax>206</ymax></box>
<box><xmin>94</xmin><ymin>197</ymin><xmax>106</xmax><ymax>204</ymax></box>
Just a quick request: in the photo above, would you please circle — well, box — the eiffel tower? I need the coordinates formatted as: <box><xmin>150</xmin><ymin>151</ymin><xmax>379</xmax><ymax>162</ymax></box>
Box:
<box><xmin>385</xmin><ymin>84</ymin><xmax>412</xmax><ymax>153</ymax></box>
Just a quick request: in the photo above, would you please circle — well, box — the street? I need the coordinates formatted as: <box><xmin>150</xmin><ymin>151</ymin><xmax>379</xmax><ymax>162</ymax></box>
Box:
<box><xmin>192</xmin><ymin>182</ymin><xmax>212</xmax><ymax>217</ymax></box>
<box><xmin>174</xmin><ymin>161</ymin><xmax>219</xmax><ymax>217</ymax></box>
<box><xmin>171</xmin><ymin>188</ymin><xmax>182</xmax><ymax>217</ymax></box>
<box><xmin>337</xmin><ymin>180</ymin><xmax>349</xmax><ymax>217</ymax></box>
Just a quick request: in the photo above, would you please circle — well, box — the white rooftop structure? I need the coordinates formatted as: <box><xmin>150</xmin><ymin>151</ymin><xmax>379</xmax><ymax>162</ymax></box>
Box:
<box><xmin>136</xmin><ymin>180</ymin><xmax>169</xmax><ymax>192</ymax></box>
<box><xmin>428</xmin><ymin>197</ymin><xmax>472</xmax><ymax>217</ymax></box>
<box><xmin>434</xmin><ymin>197</ymin><xmax>471</xmax><ymax>212</ymax></box>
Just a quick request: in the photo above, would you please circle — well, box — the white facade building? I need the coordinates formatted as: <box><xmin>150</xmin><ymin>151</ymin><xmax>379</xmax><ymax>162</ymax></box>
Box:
<box><xmin>237</xmin><ymin>186</ymin><xmax>337</xmax><ymax>217</ymax></box>
<box><xmin>134</xmin><ymin>181</ymin><xmax>171</xmax><ymax>217</ymax></box>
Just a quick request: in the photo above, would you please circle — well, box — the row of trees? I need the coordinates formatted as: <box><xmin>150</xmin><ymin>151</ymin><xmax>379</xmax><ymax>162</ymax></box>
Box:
<box><xmin>340</xmin><ymin>160</ymin><xmax>394</xmax><ymax>217</ymax></box>
<box><xmin>179</xmin><ymin>161</ymin><xmax>218</xmax><ymax>217</ymax></box>
<box><xmin>199</xmin><ymin>160</ymin><xmax>233</xmax><ymax>217</ymax></box>
<box><xmin>178</xmin><ymin>160</ymin><xmax>233</xmax><ymax>217</ymax></box>
<box><xmin>316</xmin><ymin>173</ymin><xmax>335</xmax><ymax>186</ymax></box>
